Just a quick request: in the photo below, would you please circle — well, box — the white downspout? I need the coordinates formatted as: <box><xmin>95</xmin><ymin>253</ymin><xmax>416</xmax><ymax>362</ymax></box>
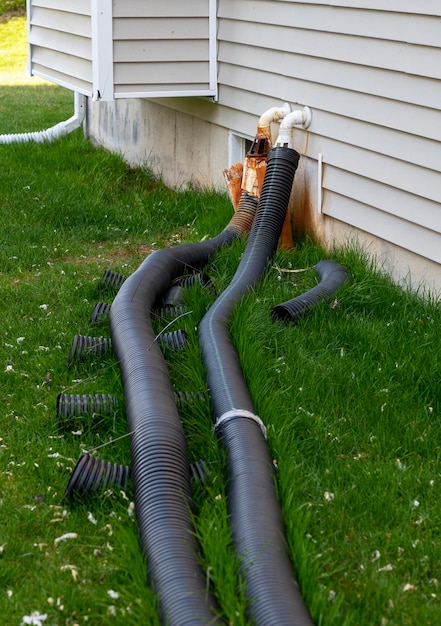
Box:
<box><xmin>0</xmin><ymin>92</ymin><xmax>86</xmax><ymax>145</ymax></box>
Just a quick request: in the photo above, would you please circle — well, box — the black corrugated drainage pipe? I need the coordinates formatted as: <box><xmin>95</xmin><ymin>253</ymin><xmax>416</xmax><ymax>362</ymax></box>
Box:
<box><xmin>109</xmin><ymin>192</ymin><xmax>258</xmax><ymax>626</ymax></box>
<box><xmin>272</xmin><ymin>259</ymin><xmax>349</xmax><ymax>323</ymax></box>
<box><xmin>198</xmin><ymin>146</ymin><xmax>313</xmax><ymax>625</ymax></box>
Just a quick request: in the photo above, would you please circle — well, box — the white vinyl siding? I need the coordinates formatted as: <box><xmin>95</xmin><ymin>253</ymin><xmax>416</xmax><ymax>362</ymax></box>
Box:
<box><xmin>113</xmin><ymin>0</ymin><xmax>216</xmax><ymax>97</ymax></box>
<box><xmin>28</xmin><ymin>0</ymin><xmax>93</xmax><ymax>94</ymax></box>
<box><xmin>27</xmin><ymin>0</ymin><xmax>217</xmax><ymax>99</ymax></box>
<box><xmin>216</xmin><ymin>0</ymin><xmax>441</xmax><ymax>265</ymax></box>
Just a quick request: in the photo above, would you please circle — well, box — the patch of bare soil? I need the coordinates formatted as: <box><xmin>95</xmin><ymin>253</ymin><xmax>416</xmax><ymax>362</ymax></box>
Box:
<box><xmin>61</xmin><ymin>242</ymin><xmax>155</xmax><ymax>267</ymax></box>
<box><xmin>0</xmin><ymin>8</ymin><xmax>26</xmax><ymax>24</ymax></box>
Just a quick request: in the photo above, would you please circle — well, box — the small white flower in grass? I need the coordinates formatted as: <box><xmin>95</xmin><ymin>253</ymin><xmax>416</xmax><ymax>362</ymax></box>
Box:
<box><xmin>5</xmin><ymin>365</ymin><xmax>14</xmax><ymax>372</ymax></box>
<box><xmin>21</xmin><ymin>612</ymin><xmax>48</xmax><ymax>626</ymax></box>
<box><xmin>61</xmin><ymin>565</ymin><xmax>79</xmax><ymax>581</ymax></box>
<box><xmin>39</xmin><ymin>304</ymin><xmax>48</xmax><ymax>310</ymax></box>
<box><xmin>128</xmin><ymin>501</ymin><xmax>135</xmax><ymax>517</ymax></box>
<box><xmin>7</xmin><ymin>589</ymin><xmax>13</xmax><ymax>598</ymax></box>
<box><xmin>371</xmin><ymin>550</ymin><xmax>381</xmax><ymax>562</ymax></box>
<box><xmin>17</xmin><ymin>337</ymin><xmax>25</xmax><ymax>344</ymax></box>
<box><xmin>403</xmin><ymin>583</ymin><xmax>417</xmax><ymax>592</ymax></box>
<box><xmin>54</xmin><ymin>532</ymin><xmax>78</xmax><ymax>546</ymax></box>
<box><xmin>107</xmin><ymin>605</ymin><xmax>117</xmax><ymax>616</ymax></box>
<box><xmin>378</xmin><ymin>564</ymin><xmax>394</xmax><ymax>572</ymax></box>
<box><xmin>108</xmin><ymin>590</ymin><xmax>120</xmax><ymax>600</ymax></box>
<box><xmin>413</xmin><ymin>499</ymin><xmax>420</xmax><ymax>508</ymax></box>
<box><xmin>87</xmin><ymin>512</ymin><xmax>97</xmax><ymax>525</ymax></box>
<box><xmin>328</xmin><ymin>589</ymin><xmax>336</xmax><ymax>602</ymax></box>
<box><xmin>324</xmin><ymin>491</ymin><xmax>334</xmax><ymax>502</ymax></box>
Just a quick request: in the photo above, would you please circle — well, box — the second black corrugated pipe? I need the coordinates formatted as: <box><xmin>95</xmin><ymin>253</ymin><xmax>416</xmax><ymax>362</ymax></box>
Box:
<box><xmin>109</xmin><ymin>192</ymin><xmax>258</xmax><ymax>625</ymax></box>
<box><xmin>272</xmin><ymin>258</ymin><xmax>349</xmax><ymax>323</ymax></box>
<box><xmin>198</xmin><ymin>146</ymin><xmax>313</xmax><ymax>625</ymax></box>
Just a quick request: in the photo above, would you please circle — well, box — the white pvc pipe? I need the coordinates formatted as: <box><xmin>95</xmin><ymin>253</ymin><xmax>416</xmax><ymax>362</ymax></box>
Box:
<box><xmin>275</xmin><ymin>106</ymin><xmax>312</xmax><ymax>148</ymax></box>
<box><xmin>257</xmin><ymin>102</ymin><xmax>291</xmax><ymax>136</ymax></box>
<box><xmin>0</xmin><ymin>92</ymin><xmax>86</xmax><ymax>145</ymax></box>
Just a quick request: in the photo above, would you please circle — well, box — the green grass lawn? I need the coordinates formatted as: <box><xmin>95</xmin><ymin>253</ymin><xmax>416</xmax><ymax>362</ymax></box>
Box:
<box><xmin>1</xmin><ymin>15</ymin><xmax>441</xmax><ymax>626</ymax></box>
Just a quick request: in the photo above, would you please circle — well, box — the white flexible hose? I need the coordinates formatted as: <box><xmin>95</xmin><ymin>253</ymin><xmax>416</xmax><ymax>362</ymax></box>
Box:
<box><xmin>0</xmin><ymin>92</ymin><xmax>85</xmax><ymax>145</ymax></box>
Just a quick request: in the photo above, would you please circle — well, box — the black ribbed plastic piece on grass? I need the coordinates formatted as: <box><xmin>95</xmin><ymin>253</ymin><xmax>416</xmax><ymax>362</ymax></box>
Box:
<box><xmin>67</xmin><ymin>334</ymin><xmax>113</xmax><ymax>366</ymax></box>
<box><xmin>173</xmin><ymin>390</ymin><xmax>206</xmax><ymax>409</ymax></box>
<box><xmin>198</xmin><ymin>146</ymin><xmax>313</xmax><ymax>625</ymax></box>
<box><xmin>156</xmin><ymin>305</ymin><xmax>189</xmax><ymax>321</ymax></box>
<box><xmin>56</xmin><ymin>393</ymin><xmax>119</xmax><ymax>428</ymax></box>
<box><xmin>159</xmin><ymin>329</ymin><xmax>188</xmax><ymax>352</ymax></box>
<box><xmin>91</xmin><ymin>301</ymin><xmax>111</xmax><ymax>324</ymax></box>
<box><xmin>64</xmin><ymin>452</ymin><xmax>130</xmax><ymax>498</ymax></box>
<box><xmin>100</xmin><ymin>269</ymin><xmax>127</xmax><ymax>291</ymax></box>
<box><xmin>175</xmin><ymin>272</ymin><xmax>212</xmax><ymax>290</ymax></box>
<box><xmin>272</xmin><ymin>259</ymin><xmax>349</xmax><ymax>323</ymax></box>
<box><xmin>159</xmin><ymin>272</ymin><xmax>213</xmax><ymax>307</ymax></box>
<box><xmin>161</xmin><ymin>285</ymin><xmax>185</xmax><ymax>307</ymax></box>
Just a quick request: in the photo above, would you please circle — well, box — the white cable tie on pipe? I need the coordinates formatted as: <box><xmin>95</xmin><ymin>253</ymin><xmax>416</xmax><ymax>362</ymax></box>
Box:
<box><xmin>214</xmin><ymin>408</ymin><xmax>267</xmax><ymax>438</ymax></box>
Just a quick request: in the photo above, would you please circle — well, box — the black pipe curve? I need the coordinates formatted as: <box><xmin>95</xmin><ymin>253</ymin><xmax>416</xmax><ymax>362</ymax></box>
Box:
<box><xmin>272</xmin><ymin>258</ymin><xmax>349</xmax><ymax>323</ymax></box>
<box><xmin>198</xmin><ymin>147</ymin><xmax>312</xmax><ymax>625</ymax></box>
<box><xmin>109</xmin><ymin>192</ymin><xmax>258</xmax><ymax>625</ymax></box>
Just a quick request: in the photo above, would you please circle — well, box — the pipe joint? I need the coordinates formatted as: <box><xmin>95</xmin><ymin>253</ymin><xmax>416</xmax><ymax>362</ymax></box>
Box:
<box><xmin>257</xmin><ymin>102</ymin><xmax>291</xmax><ymax>137</ymax></box>
<box><xmin>275</xmin><ymin>106</ymin><xmax>312</xmax><ymax>148</ymax></box>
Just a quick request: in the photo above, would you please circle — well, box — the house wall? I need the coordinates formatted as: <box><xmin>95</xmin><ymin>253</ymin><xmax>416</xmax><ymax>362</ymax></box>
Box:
<box><xmin>27</xmin><ymin>0</ymin><xmax>93</xmax><ymax>94</ymax></box>
<box><xmin>27</xmin><ymin>0</ymin><xmax>216</xmax><ymax>99</ymax></box>
<box><xmin>112</xmin><ymin>0</ymin><xmax>214</xmax><ymax>97</ymax></box>
<box><xmin>85</xmin><ymin>0</ymin><xmax>441</xmax><ymax>296</ymax></box>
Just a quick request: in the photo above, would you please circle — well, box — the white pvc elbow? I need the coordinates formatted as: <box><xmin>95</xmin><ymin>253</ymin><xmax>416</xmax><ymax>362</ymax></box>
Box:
<box><xmin>275</xmin><ymin>106</ymin><xmax>312</xmax><ymax>148</ymax></box>
<box><xmin>257</xmin><ymin>102</ymin><xmax>292</xmax><ymax>137</ymax></box>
